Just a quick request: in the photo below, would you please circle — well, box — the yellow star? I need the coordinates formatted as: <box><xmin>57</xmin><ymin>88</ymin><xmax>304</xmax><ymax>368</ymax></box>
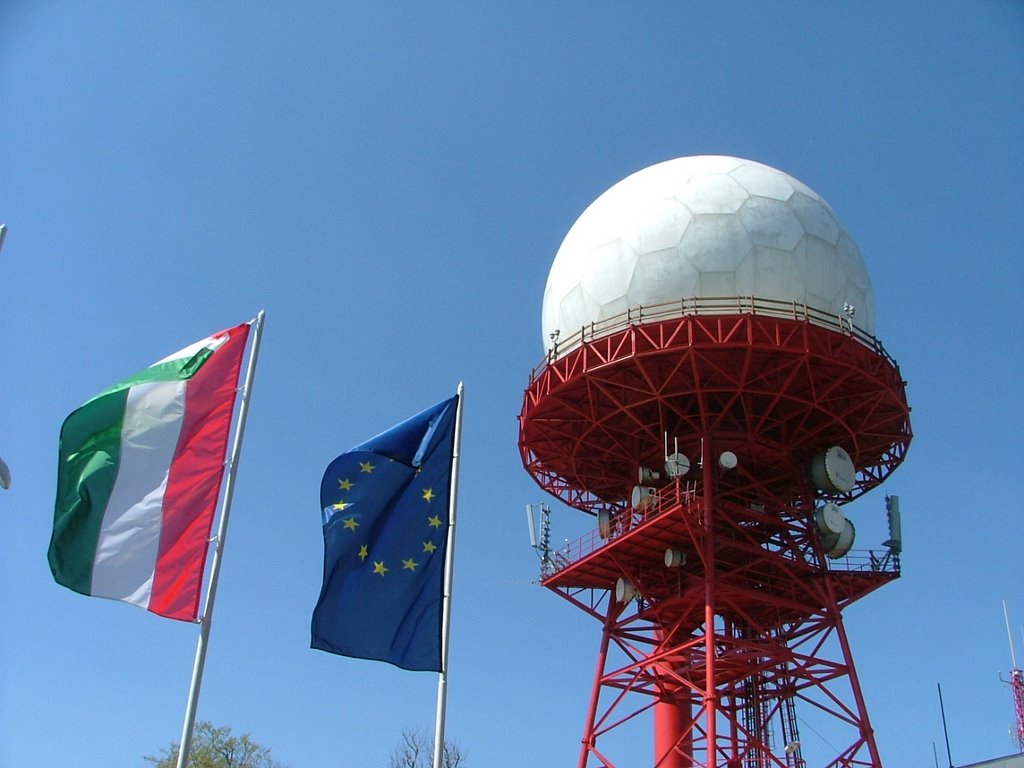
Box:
<box><xmin>422</xmin><ymin>487</ymin><xmax>436</xmax><ymax>503</ymax></box>
<box><xmin>373</xmin><ymin>560</ymin><xmax>388</xmax><ymax>576</ymax></box>
<box><xmin>359</xmin><ymin>461</ymin><xmax>375</xmax><ymax>473</ymax></box>
<box><xmin>332</xmin><ymin>501</ymin><xmax>350</xmax><ymax>511</ymax></box>
<box><xmin>338</xmin><ymin>478</ymin><xmax>354</xmax><ymax>491</ymax></box>
<box><xmin>427</xmin><ymin>515</ymin><xmax>443</xmax><ymax>529</ymax></box>
<box><xmin>342</xmin><ymin>517</ymin><xmax>359</xmax><ymax>531</ymax></box>
<box><xmin>422</xmin><ymin>540</ymin><xmax>438</xmax><ymax>554</ymax></box>
<box><xmin>358</xmin><ymin>544</ymin><xmax>369</xmax><ymax>561</ymax></box>
<box><xmin>402</xmin><ymin>558</ymin><xmax>418</xmax><ymax>571</ymax></box>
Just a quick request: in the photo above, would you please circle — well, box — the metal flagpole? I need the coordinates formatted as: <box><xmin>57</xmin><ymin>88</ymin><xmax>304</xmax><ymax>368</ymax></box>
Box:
<box><xmin>175</xmin><ymin>310</ymin><xmax>265</xmax><ymax>768</ymax></box>
<box><xmin>432</xmin><ymin>382</ymin><xmax>464</xmax><ymax>768</ymax></box>
<box><xmin>937</xmin><ymin>682</ymin><xmax>953</xmax><ymax>768</ymax></box>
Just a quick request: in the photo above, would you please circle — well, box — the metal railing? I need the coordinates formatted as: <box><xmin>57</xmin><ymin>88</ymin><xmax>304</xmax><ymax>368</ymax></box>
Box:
<box><xmin>533</xmin><ymin>295</ymin><xmax>895</xmax><ymax>382</ymax></box>
<box><xmin>825</xmin><ymin>548</ymin><xmax>900</xmax><ymax>575</ymax></box>
<box><xmin>541</xmin><ymin>482</ymin><xmax>899</xmax><ymax>579</ymax></box>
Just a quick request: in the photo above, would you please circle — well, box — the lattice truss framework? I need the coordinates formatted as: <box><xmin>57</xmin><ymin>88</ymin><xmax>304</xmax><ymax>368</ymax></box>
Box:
<box><xmin>519</xmin><ymin>313</ymin><xmax>911</xmax><ymax>767</ymax></box>
<box><xmin>520</xmin><ymin>314</ymin><xmax>911</xmax><ymax>514</ymax></box>
<box><xmin>547</xmin><ymin>491</ymin><xmax>895</xmax><ymax>768</ymax></box>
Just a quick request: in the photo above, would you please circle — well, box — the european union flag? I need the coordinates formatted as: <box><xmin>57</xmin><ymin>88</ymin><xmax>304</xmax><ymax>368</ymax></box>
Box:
<box><xmin>311</xmin><ymin>395</ymin><xmax>459</xmax><ymax>672</ymax></box>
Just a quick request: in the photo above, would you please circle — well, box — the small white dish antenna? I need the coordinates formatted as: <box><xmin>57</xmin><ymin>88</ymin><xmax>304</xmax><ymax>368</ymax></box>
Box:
<box><xmin>718</xmin><ymin>451</ymin><xmax>738</xmax><ymax>471</ymax></box>
<box><xmin>615</xmin><ymin>577</ymin><xmax>636</xmax><ymax>603</ymax></box>
<box><xmin>638</xmin><ymin>466</ymin><xmax>661</xmax><ymax>484</ymax></box>
<box><xmin>814</xmin><ymin>502</ymin><xmax>845</xmax><ymax>535</ymax></box>
<box><xmin>664</xmin><ymin>452</ymin><xmax>690</xmax><ymax>479</ymax></box>
<box><xmin>631</xmin><ymin>485</ymin><xmax>657</xmax><ymax>509</ymax></box>
<box><xmin>0</xmin><ymin>457</ymin><xmax>10</xmax><ymax>490</ymax></box>
<box><xmin>664</xmin><ymin>548</ymin><xmax>686</xmax><ymax>568</ymax></box>
<box><xmin>821</xmin><ymin>519</ymin><xmax>856</xmax><ymax>559</ymax></box>
<box><xmin>811</xmin><ymin>446</ymin><xmax>856</xmax><ymax>493</ymax></box>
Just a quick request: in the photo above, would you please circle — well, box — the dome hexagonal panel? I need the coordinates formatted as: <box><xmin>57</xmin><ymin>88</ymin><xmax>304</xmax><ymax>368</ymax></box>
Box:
<box><xmin>737</xmin><ymin>196</ymin><xmax>804</xmax><ymax>251</ymax></box>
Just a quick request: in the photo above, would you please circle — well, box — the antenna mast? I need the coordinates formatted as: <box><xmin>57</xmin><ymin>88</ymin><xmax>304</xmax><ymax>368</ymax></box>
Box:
<box><xmin>1003</xmin><ymin>601</ymin><xmax>1024</xmax><ymax>753</ymax></box>
<box><xmin>526</xmin><ymin>503</ymin><xmax>552</xmax><ymax>577</ymax></box>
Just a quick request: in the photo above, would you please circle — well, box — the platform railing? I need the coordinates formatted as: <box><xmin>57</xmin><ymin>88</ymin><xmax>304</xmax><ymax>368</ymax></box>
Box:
<box><xmin>532</xmin><ymin>295</ymin><xmax>895</xmax><ymax>383</ymax></box>
<box><xmin>824</xmin><ymin>548</ymin><xmax>900</xmax><ymax>575</ymax></box>
<box><xmin>543</xmin><ymin>487</ymin><xmax>685</xmax><ymax>577</ymax></box>
<box><xmin>541</xmin><ymin>483</ymin><xmax>899</xmax><ymax>579</ymax></box>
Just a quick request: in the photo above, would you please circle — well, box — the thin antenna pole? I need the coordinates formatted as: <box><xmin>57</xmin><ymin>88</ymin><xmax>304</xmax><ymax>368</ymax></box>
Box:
<box><xmin>1005</xmin><ymin>600</ymin><xmax>1019</xmax><ymax>669</ymax></box>
<box><xmin>432</xmin><ymin>383</ymin><xmax>465</xmax><ymax>768</ymax></box>
<box><xmin>937</xmin><ymin>682</ymin><xmax>953</xmax><ymax>768</ymax></box>
<box><xmin>175</xmin><ymin>311</ymin><xmax>265</xmax><ymax>768</ymax></box>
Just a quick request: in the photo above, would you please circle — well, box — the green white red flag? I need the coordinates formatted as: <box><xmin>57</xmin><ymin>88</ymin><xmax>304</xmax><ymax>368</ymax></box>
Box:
<box><xmin>48</xmin><ymin>321</ymin><xmax>251</xmax><ymax>621</ymax></box>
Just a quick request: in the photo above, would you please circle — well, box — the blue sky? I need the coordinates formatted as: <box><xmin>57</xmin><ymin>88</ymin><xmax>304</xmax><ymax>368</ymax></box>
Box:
<box><xmin>2</xmin><ymin>3</ymin><xmax>1022</xmax><ymax>767</ymax></box>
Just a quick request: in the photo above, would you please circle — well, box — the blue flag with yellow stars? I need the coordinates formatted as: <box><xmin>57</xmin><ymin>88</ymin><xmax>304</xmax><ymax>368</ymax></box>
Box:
<box><xmin>311</xmin><ymin>395</ymin><xmax>459</xmax><ymax>672</ymax></box>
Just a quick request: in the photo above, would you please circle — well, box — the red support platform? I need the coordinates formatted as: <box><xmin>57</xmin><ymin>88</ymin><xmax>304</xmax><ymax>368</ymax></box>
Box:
<box><xmin>519</xmin><ymin>311</ymin><xmax>911</xmax><ymax>767</ymax></box>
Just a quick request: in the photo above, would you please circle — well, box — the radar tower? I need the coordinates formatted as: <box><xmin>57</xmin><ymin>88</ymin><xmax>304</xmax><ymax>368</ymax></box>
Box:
<box><xmin>519</xmin><ymin>156</ymin><xmax>912</xmax><ymax>767</ymax></box>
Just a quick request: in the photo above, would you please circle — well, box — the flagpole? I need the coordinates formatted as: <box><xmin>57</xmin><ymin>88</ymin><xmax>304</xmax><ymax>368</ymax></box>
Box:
<box><xmin>175</xmin><ymin>311</ymin><xmax>265</xmax><ymax>768</ymax></box>
<box><xmin>432</xmin><ymin>382</ymin><xmax>464</xmax><ymax>768</ymax></box>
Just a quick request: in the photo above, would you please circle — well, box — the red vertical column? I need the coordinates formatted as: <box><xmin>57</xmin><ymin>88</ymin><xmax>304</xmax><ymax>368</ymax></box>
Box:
<box><xmin>702</xmin><ymin>437</ymin><xmax>718</xmax><ymax>767</ymax></box>
<box><xmin>655</xmin><ymin>695</ymin><xmax>693</xmax><ymax>767</ymax></box>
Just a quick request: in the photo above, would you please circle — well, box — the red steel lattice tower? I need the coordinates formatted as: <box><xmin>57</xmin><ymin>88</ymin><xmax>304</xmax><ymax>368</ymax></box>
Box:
<box><xmin>1003</xmin><ymin>602</ymin><xmax>1024</xmax><ymax>753</ymax></box>
<box><xmin>518</xmin><ymin>156</ymin><xmax>912</xmax><ymax>768</ymax></box>
<box><xmin>1010</xmin><ymin>668</ymin><xmax>1024</xmax><ymax>753</ymax></box>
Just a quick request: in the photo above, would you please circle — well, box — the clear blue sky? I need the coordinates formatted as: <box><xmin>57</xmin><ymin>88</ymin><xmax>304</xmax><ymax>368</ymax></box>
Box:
<box><xmin>2</xmin><ymin>3</ymin><xmax>1022</xmax><ymax>767</ymax></box>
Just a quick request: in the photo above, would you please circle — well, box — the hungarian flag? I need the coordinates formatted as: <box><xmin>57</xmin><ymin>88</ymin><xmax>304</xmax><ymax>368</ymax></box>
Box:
<box><xmin>48</xmin><ymin>321</ymin><xmax>251</xmax><ymax>622</ymax></box>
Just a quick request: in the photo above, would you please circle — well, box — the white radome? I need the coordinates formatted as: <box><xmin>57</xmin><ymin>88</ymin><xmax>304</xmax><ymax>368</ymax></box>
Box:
<box><xmin>541</xmin><ymin>156</ymin><xmax>875</xmax><ymax>350</ymax></box>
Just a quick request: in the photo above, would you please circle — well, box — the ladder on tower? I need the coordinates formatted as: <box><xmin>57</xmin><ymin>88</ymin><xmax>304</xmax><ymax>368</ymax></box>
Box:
<box><xmin>742</xmin><ymin>671</ymin><xmax>770</xmax><ymax>768</ymax></box>
<box><xmin>738</xmin><ymin>629</ymin><xmax>806</xmax><ymax>768</ymax></box>
<box><xmin>779</xmin><ymin>688</ymin><xmax>805</xmax><ymax>768</ymax></box>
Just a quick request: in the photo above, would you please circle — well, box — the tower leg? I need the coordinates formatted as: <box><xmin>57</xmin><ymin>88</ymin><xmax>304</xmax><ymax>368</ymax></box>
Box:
<box><xmin>830</xmin><ymin>604</ymin><xmax>883</xmax><ymax>766</ymax></box>
<box><xmin>580</xmin><ymin>601</ymin><xmax>618</xmax><ymax>768</ymax></box>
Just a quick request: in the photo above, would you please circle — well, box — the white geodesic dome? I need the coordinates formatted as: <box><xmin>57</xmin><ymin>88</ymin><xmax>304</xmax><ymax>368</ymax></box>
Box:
<box><xmin>541</xmin><ymin>156</ymin><xmax>875</xmax><ymax>350</ymax></box>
